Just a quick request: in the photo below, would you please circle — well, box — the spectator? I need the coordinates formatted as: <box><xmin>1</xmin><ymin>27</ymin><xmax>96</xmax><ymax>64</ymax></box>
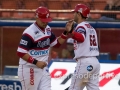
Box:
<box><xmin>100</xmin><ymin>0</ymin><xmax>120</xmax><ymax>20</ymax></box>
<box><xmin>50</xmin><ymin>48</ymin><xmax>58</xmax><ymax>59</ymax></box>
<box><xmin>115</xmin><ymin>0</ymin><xmax>120</xmax><ymax>8</ymax></box>
<box><xmin>16</xmin><ymin>0</ymin><xmax>25</xmax><ymax>9</ymax></box>
<box><xmin>61</xmin><ymin>38</ymin><xmax>74</xmax><ymax>59</ymax></box>
<box><xmin>83</xmin><ymin>0</ymin><xmax>95</xmax><ymax>10</ymax></box>
<box><xmin>0</xmin><ymin>1</ymin><xmax>2</xmax><ymax>8</ymax></box>
<box><xmin>48</xmin><ymin>48</ymin><xmax>58</xmax><ymax>63</ymax></box>
<box><xmin>62</xmin><ymin>1</ymin><xmax>71</xmax><ymax>9</ymax></box>
<box><xmin>0</xmin><ymin>1</ymin><xmax>2</xmax><ymax>17</ymax></box>
<box><xmin>38</xmin><ymin>0</ymin><xmax>48</xmax><ymax>8</ymax></box>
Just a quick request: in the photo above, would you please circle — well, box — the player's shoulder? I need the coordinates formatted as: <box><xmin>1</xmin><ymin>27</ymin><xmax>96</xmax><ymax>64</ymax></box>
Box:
<box><xmin>77</xmin><ymin>21</ymin><xmax>93</xmax><ymax>29</ymax></box>
<box><xmin>75</xmin><ymin>22</ymin><xmax>86</xmax><ymax>31</ymax></box>
<box><xmin>22</xmin><ymin>23</ymin><xmax>37</xmax><ymax>38</ymax></box>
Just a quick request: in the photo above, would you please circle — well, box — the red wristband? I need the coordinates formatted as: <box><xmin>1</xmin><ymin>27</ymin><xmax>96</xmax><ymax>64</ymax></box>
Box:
<box><xmin>61</xmin><ymin>33</ymin><xmax>67</xmax><ymax>39</ymax></box>
<box><xmin>72</xmin><ymin>31</ymin><xmax>75</xmax><ymax>35</ymax></box>
<box><xmin>28</xmin><ymin>56</ymin><xmax>34</xmax><ymax>63</ymax></box>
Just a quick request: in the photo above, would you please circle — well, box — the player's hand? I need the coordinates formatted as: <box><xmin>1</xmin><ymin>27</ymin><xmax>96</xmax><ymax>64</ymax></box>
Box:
<box><xmin>65</xmin><ymin>19</ymin><xmax>74</xmax><ymax>33</ymax></box>
<box><xmin>36</xmin><ymin>61</ymin><xmax>47</xmax><ymax>69</ymax></box>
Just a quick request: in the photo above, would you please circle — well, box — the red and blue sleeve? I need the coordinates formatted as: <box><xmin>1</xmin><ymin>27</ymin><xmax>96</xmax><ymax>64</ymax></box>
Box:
<box><xmin>72</xmin><ymin>26</ymin><xmax>86</xmax><ymax>42</ymax></box>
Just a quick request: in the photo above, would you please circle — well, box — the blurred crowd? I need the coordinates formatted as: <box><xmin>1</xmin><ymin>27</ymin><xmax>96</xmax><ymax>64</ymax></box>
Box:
<box><xmin>0</xmin><ymin>0</ymin><xmax>119</xmax><ymax>20</ymax></box>
<box><xmin>100</xmin><ymin>0</ymin><xmax>120</xmax><ymax>20</ymax></box>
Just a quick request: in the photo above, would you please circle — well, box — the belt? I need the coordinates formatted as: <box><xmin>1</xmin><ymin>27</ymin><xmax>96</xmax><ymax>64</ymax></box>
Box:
<box><xmin>76</xmin><ymin>56</ymin><xmax>96</xmax><ymax>61</ymax></box>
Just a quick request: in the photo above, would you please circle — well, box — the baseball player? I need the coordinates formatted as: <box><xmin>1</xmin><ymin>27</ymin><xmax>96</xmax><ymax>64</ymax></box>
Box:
<box><xmin>68</xmin><ymin>4</ymin><xmax>100</xmax><ymax>90</ymax></box>
<box><xmin>17</xmin><ymin>6</ymin><xmax>74</xmax><ymax>90</ymax></box>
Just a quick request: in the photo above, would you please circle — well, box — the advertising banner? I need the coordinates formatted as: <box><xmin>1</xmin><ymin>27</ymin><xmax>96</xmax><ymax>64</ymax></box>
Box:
<box><xmin>0</xmin><ymin>80</ymin><xmax>21</xmax><ymax>90</ymax></box>
<box><xmin>0</xmin><ymin>61</ymin><xmax>120</xmax><ymax>90</ymax></box>
<box><xmin>49</xmin><ymin>61</ymin><xmax>120</xmax><ymax>90</ymax></box>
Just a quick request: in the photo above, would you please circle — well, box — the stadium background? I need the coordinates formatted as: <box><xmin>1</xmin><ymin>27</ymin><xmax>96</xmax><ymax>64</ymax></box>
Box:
<box><xmin>0</xmin><ymin>0</ymin><xmax>120</xmax><ymax>90</ymax></box>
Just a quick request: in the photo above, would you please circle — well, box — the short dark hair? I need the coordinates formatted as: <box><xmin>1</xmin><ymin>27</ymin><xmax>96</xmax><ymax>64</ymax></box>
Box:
<box><xmin>77</xmin><ymin>12</ymin><xmax>87</xmax><ymax>19</ymax></box>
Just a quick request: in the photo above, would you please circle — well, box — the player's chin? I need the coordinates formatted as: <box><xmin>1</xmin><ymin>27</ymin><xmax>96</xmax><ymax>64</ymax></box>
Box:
<box><xmin>43</xmin><ymin>25</ymin><xmax>47</xmax><ymax>28</ymax></box>
<box><xmin>74</xmin><ymin>18</ymin><xmax>77</xmax><ymax>23</ymax></box>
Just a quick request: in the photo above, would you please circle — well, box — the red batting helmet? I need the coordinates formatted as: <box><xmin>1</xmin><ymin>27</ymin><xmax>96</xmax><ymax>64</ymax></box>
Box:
<box><xmin>35</xmin><ymin>6</ymin><xmax>52</xmax><ymax>22</ymax></box>
<box><xmin>72</xmin><ymin>4</ymin><xmax>90</xmax><ymax>18</ymax></box>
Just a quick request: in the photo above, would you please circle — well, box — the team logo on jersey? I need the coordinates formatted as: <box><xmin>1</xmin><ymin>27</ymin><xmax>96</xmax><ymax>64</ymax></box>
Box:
<box><xmin>30</xmin><ymin>49</ymin><xmax>49</xmax><ymax>56</ymax></box>
<box><xmin>35</xmin><ymin>32</ymin><xmax>42</xmax><ymax>39</ymax></box>
<box><xmin>46</xmin><ymin>28</ymin><xmax>51</xmax><ymax>35</ymax></box>
<box><xmin>37</xmin><ymin>38</ymin><xmax>50</xmax><ymax>48</ymax></box>
<box><xmin>76</xmin><ymin>28</ymin><xmax>86</xmax><ymax>34</ymax></box>
<box><xmin>20</xmin><ymin>39</ymin><xmax>28</xmax><ymax>45</ymax></box>
<box><xmin>47</xmin><ymin>30</ymin><xmax>51</xmax><ymax>35</ymax></box>
<box><xmin>35</xmin><ymin>31</ymin><xmax>39</xmax><ymax>35</ymax></box>
<box><xmin>87</xmin><ymin>65</ymin><xmax>93</xmax><ymax>71</ymax></box>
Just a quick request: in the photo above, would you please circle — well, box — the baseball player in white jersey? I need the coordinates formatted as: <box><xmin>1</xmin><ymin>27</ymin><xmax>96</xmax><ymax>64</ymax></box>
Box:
<box><xmin>67</xmin><ymin>4</ymin><xmax>100</xmax><ymax>90</ymax></box>
<box><xmin>17</xmin><ymin>6</ymin><xmax>74</xmax><ymax>90</ymax></box>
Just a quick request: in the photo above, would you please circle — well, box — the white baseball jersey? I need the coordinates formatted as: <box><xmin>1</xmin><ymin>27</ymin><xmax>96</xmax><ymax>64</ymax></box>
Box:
<box><xmin>73</xmin><ymin>21</ymin><xmax>99</xmax><ymax>59</ymax></box>
<box><xmin>17</xmin><ymin>22</ymin><xmax>57</xmax><ymax>65</ymax></box>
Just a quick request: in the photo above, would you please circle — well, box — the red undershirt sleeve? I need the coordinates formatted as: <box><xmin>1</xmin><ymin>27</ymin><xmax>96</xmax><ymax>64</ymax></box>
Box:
<box><xmin>17</xmin><ymin>51</ymin><xmax>26</xmax><ymax>58</ymax></box>
<box><xmin>72</xmin><ymin>31</ymin><xmax>85</xmax><ymax>43</ymax></box>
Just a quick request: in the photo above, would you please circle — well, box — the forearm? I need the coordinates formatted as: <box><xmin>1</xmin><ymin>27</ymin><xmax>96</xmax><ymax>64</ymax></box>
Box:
<box><xmin>17</xmin><ymin>51</ymin><xmax>37</xmax><ymax>64</ymax></box>
<box><xmin>58</xmin><ymin>30</ymin><xmax>68</xmax><ymax>44</ymax></box>
<box><xmin>21</xmin><ymin>53</ymin><xmax>31</xmax><ymax>61</ymax></box>
<box><xmin>17</xmin><ymin>52</ymin><xmax>29</xmax><ymax>61</ymax></box>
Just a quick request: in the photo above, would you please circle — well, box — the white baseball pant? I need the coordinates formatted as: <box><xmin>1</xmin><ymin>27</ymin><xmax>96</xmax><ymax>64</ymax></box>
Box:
<box><xmin>69</xmin><ymin>57</ymin><xmax>100</xmax><ymax>90</ymax></box>
<box><xmin>18</xmin><ymin>65</ymin><xmax>51</xmax><ymax>90</ymax></box>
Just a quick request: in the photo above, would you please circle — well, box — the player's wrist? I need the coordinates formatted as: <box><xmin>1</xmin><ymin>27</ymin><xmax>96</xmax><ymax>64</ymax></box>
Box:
<box><xmin>32</xmin><ymin>59</ymin><xmax>38</xmax><ymax>65</ymax></box>
<box><xmin>61</xmin><ymin>33</ymin><xmax>67</xmax><ymax>39</ymax></box>
<box><xmin>27</xmin><ymin>56</ymin><xmax>38</xmax><ymax>65</ymax></box>
<box><xmin>63</xmin><ymin>31</ymin><xmax>68</xmax><ymax>35</ymax></box>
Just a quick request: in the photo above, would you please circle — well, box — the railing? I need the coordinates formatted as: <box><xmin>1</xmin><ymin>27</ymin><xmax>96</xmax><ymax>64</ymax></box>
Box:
<box><xmin>0</xmin><ymin>9</ymin><xmax>120</xmax><ymax>20</ymax></box>
<box><xmin>0</xmin><ymin>9</ymin><xmax>120</xmax><ymax>14</ymax></box>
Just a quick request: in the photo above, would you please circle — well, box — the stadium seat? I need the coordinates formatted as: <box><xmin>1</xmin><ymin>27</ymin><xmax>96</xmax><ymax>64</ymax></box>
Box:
<box><xmin>90</xmin><ymin>13</ymin><xmax>101</xmax><ymax>19</ymax></box>
<box><xmin>3</xmin><ymin>66</ymin><xmax>18</xmax><ymax>76</ymax></box>
<box><xmin>117</xmin><ymin>14</ymin><xmax>120</xmax><ymax>19</ymax></box>
<box><xmin>116</xmin><ymin>53</ymin><xmax>120</xmax><ymax>60</ymax></box>
<box><xmin>12</xmin><ymin>12</ymin><xmax>35</xmax><ymax>19</ymax></box>
<box><xmin>12</xmin><ymin>12</ymin><xmax>24</xmax><ymax>19</ymax></box>
<box><xmin>48</xmin><ymin>1</ymin><xmax>62</xmax><ymax>9</ymax></box>
<box><xmin>98</xmin><ymin>53</ymin><xmax>110</xmax><ymax>60</ymax></box>
<box><xmin>25</xmin><ymin>0</ymin><xmax>39</xmax><ymax>9</ymax></box>
<box><xmin>1</xmin><ymin>12</ymin><xmax>11</xmax><ymax>18</ymax></box>
<box><xmin>50</xmin><ymin>13</ymin><xmax>57</xmax><ymax>19</ymax></box>
<box><xmin>2</xmin><ymin>0</ymin><xmax>16</xmax><ymax>9</ymax></box>
<box><xmin>58</xmin><ymin>13</ymin><xmax>73</xmax><ymax>19</ymax></box>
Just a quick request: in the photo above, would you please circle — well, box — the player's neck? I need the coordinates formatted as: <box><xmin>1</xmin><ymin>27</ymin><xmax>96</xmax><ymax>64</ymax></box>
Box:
<box><xmin>35</xmin><ymin>22</ymin><xmax>45</xmax><ymax>32</ymax></box>
<box><xmin>77</xmin><ymin>19</ymin><xmax>85</xmax><ymax>24</ymax></box>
